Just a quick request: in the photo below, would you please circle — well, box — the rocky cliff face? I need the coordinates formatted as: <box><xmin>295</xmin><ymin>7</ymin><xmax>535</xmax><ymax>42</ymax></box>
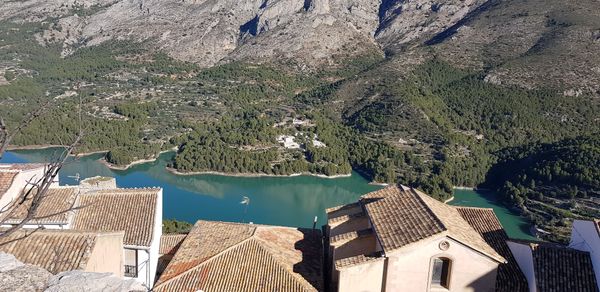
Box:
<box><xmin>1</xmin><ymin>0</ymin><xmax>599</xmax><ymax>94</ymax></box>
<box><xmin>0</xmin><ymin>0</ymin><xmax>491</xmax><ymax>68</ymax></box>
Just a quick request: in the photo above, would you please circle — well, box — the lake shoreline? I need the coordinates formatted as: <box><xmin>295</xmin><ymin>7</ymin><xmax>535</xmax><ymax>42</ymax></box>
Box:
<box><xmin>101</xmin><ymin>149</ymin><xmax>176</xmax><ymax>171</ymax></box>
<box><xmin>101</xmin><ymin>157</ymin><xmax>158</xmax><ymax>170</ymax></box>
<box><xmin>166</xmin><ymin>167</ymin><xmax>352</xmax><ymax>179</ymax></box>
<box><xmin>8</xmin><ymin>144</ymin><xmax>108</xmax><ymax>157</ymax></box>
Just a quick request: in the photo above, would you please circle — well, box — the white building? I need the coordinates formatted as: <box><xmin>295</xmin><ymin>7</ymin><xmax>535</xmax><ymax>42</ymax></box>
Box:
<box><xmin>0</xmin><ymin>173</ymin><xmax>163</xmax><ymax>289</ymax></box>
<box><xmin>507</xmin><ymin>239</ymin><xmax>598</xmax><ymax>292</ymax></box>
<box><xmin>326</xmin><ymin>185</ymin><xmax>509</xmax><ymax>292</ymax></box>
<box><xmin>569</xmin><ymin>219</ymin><xmax>600</xmax><ymax>291</ymax></box>
<box><xmin>71</xmin><ymin>186</ymin><xmax>163</xmax><ymax>288</ymax></box>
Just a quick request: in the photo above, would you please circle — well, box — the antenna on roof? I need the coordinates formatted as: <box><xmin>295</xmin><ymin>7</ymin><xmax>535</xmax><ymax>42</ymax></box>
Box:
<box><xmin>67</xmin><ymin>173</ymin><xmax>80</xmax><ymax>182</ymax></box>
<box><xmin>240</xmin><ymin>195</ymin><xmax>250</xmax><ymax>223</ymax></box>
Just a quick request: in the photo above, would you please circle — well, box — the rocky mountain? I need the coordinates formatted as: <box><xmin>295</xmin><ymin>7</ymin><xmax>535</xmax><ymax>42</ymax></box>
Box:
<box><xmin>0</xmin><ymin>0</ymin><xmax>484</xmax><ymax>65</ymax></box>
<box><xmin>2</xmin><ymin>0</ymin><xmax>599</xmax><ymax>95</ymax></box>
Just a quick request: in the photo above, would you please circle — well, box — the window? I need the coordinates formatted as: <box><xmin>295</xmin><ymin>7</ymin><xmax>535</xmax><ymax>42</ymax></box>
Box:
<box><xmin>431</xmin><ymin>257</ymin><xmax>451</xmax><ymax>289</ymax></box>
<box><xmin>124</xmin><ymin>248</ymin><xmax>138</xmax><ymax>278</ymax></box>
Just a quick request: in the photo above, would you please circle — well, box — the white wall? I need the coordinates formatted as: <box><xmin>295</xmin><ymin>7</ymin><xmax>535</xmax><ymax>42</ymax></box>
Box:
<box><xmin>384</xmin><ymin>236</ymin><xmax>499</xmax><ymax>292</ymax></box>
<box><xmin>570</xmin><ymin>220</ymin><xmax>600</xmax><ymax>291</ymax></box>
<box><xmin>338</xmin><ymin>258</ymin><xmax>386</xmax><ymax>292</ymax></box>
<box><xmin>148</xmin><ymin>188</ymin><xmax>163</xmax><ymax>287</ymax></box>
<box><xmin>126</xmin><ymin>189</ymin><xmax>163</xmax><ymax>288</ymax></box>
<box><xmin>507</xmin><ymin>241</ymin><xmax>536</xmax><ymax>292</ymax></box>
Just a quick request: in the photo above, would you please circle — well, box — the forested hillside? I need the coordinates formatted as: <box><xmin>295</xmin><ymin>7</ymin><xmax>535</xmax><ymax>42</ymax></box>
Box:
<box><xmin>484</xmin><ymin>136</ymin><xmax>600</xmax><ymax>242</ymax></box>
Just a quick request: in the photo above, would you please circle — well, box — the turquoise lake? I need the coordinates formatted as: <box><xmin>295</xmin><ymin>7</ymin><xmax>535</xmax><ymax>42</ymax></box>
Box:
<box><xmin>1</xmin><ymin>148</ymin><xmax>534</xmax><ymax>239</ymax></box>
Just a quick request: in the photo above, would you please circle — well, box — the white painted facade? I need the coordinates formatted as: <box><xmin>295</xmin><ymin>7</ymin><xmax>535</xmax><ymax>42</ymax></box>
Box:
<box><xmin>384</xmin><ymin>236</ymin><xmax>499</xmax><ymax>292</ymax></box>
<box><xmin>124</xmin><ymin>188</ymin><xmax>163</xmax><ymax>288</ymax></box>
<box><xmin>1</xmin><ymin>171</ymin><xmax>163</xmax><ymax>289</ymax></box>
<box><xmin>507</xmin><ymin>241</ymin><xmax>537</xmax><ymax>292</ymax></box>
<box><xmin>569</xmin><ymin>220</ymin><xmax>600</xmax><ymax>291</ymax></box>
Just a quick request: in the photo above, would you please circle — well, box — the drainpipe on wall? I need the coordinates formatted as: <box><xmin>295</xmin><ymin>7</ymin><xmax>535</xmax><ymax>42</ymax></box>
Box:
<box><xmin>146</xmin><ymin>249</ymin><xmax>151</xmax><ymax>290</ymax></box>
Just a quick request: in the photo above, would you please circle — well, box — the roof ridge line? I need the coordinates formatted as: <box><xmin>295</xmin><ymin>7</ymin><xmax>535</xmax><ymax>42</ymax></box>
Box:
<box><xmin>83</xmin><ymin>189</ymin><xmax>161</xmax><ymax>195</ymax></box>
<box><xmin>454</xmin><ymin>206</ymin><xmax>495</xmax><ymax>210</ymax></box>
<box><xmin>446</xmin><ymin>234</ymin><xmax>506</xmax><ymax>263</ymax></box>
<box><xmin>94</xmin><ymin>187</ymin><xmax>161</xmax><ymax>190</ymax></box>
<box><xmin>409</xmin><ymin>188</ymin><xmax>448</xmax><ymax>231</ymax></box>
<box><xmin>155</xmin><ymin>227</ymin><xmax>257</xmax><ymax>288</ymax></box>
<box><xmin>251</xmin><ymin>236</ymin><xmax>317</xmax><ymax>290</ymax></box>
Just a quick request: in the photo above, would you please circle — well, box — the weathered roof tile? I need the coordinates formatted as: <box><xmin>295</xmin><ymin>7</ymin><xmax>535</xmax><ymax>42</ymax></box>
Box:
<box><xmin>3</xmin><ymin>187</ymin><xmax>78</xmax><ymax>225</ymax></box>
<box><xmin>0</xmin><ymin>171</ymin><xmax>18</xmax><ymax>196</ymax></box>
<box><xmin>533</xmin><ymin>244</ymin><xmax>598</xmax><ymax>292</ymax></box>
<box><xmin>0</xmin><ymin>230</ymin><xmax>104</xmax><ymax>273</ymax></box>
<box><xmin>71</xmin><ymin>188</ymin><xmax>159</xmax><ymax>247</ymax></box>
<box><xmin>456</xmin><ymin>207</ymin><xmax>528</xmax><ymax>292</ymax></box>
<box><xmin>361</xmin><ymin>185</ymin><xmax>504</xmax><ymax>262</ymax></box>
<box><xmin>155</xmin><ymin>221</ymin><xmax>322</xmax><ymax>292</ymax></box>
<box><xmin>160</xmin><ymin>234</ymin><xmax>188</xmax><ymax>255</ymax></box>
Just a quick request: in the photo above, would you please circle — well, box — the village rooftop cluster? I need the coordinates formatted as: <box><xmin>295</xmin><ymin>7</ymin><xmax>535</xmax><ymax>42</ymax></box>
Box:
<box><xmin>0</xmin><ymin>163</ymin><xmax>598</xmax><ymax>291</ymax></box>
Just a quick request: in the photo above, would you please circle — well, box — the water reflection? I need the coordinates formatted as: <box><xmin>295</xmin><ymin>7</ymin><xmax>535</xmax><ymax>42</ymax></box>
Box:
<box><xmin>2</xmin><ymin>148</ymin><xmax>380</xmax><ymax>227</ymax></box>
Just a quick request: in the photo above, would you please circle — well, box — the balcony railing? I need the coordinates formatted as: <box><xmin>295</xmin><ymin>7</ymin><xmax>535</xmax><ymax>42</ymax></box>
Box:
<box><xmin>124</xmin><ymin>265</ymin><xmax>138</xmax><ymax>278</ymax></box>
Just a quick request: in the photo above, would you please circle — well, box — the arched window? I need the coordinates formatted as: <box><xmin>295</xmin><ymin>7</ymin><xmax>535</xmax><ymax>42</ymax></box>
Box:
<box><xmin>430</xmin><ymin>257</ymin><xmax>451</xmax><ymax>289</ymax></box>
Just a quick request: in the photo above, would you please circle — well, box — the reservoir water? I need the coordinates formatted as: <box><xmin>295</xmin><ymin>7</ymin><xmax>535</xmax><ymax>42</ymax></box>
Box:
<box><xmin>1</xmin><ymin>148</ymin><xmax>534</xmax><ymax>239</ymax></box>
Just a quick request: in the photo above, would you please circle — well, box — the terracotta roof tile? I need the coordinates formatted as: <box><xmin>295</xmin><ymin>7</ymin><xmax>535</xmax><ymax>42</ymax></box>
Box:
<box><xmin>155</xmin><ymin>239</ymin><xmax>314</xmax><ymax>292</ymax></box>
<box><xmin>361</xmin><ymin>185</ymin><xmax>504</xmax><ymax>262</ymax></box>
<box><xmin>0</xmin><ymin>229</ymin><xmax>101</xmax><ymax>273</ymax></box>
<box><xmin>327</xmin><ymin>211</ymin><xmax>365</xmax><ymax>226</ymax></box>
<box><xmin>0</xmin><ymin>171</ymin><xmax>18</xmax><ymax>196</ymax></box>
<box><xmin>160</xmin><ymin>234</ymin><xmax>187</xmax><ymax>255</ymax></box>
<box><xmin>156</xmin><ymin>221</ymin><xmax>256</xmax><ymax>285</ymax></box>
<box><xmin>456</xmin><ymin>207</ymin><xmax>528</xmax><ymax>292</ymax></box>
<box><xmin>532</xmin><ymin>244</ymin><xmax>598</xmax><ymax>292</ymax></box>
<box><xmin>415</xmin><ymin>190</ymin><xmax>505</xmax><ymax>262</ymax></box>
<box><xmin>331</xmin><ymin>228</ymin><xmax>373</xmax><ymax>245</ymax></box>
<box><xmin>3</xmin><ymin>187</ymin><xmax>78</xmax><ymax>225</ymax></box>
<box><xmin>362</xmin><ymin>186</ymin><xmax>445</xmax><ymax>252</ymax></box>
<box><xmin>325</xmin><ymin>202</ymin><xmax>360</xmax><ymax>214</ymax></box>
<box><xmin>155</xmin><ymin>221</ymin><xmax>323</xmax><ymax>292</ymax></box>
<box><xmin>335</xmin><ymin>253</ymin><xmax>383</xmax><ymax>269</ymax></box>
<box><xmin>71</xmin><ymin>188</ymin><xmax>159</xmax><ymax>247</ymax></box>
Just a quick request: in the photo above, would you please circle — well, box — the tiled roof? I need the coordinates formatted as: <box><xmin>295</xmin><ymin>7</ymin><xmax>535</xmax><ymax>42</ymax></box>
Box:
<box><xmin>361</xmin><ymin>185</ymin><xmax>504</xmax><ymax>262</ymax></box>
<box><xmin>335</xmin><ymin>253</ymin><xmax>383</xmax><ymax>269</ymax></box>
<box><xmin>363</xmin><ymin>186</ymin><xmax>444</xmax><ymax>251</ymax></box>
<box><xmin>160</xmin><ymin>234</ymin><xmax>187</xmax><ymax>255</ymax></box>
<box><xmin>456</xmin><ymin>207</ymin><xmax>528</xmax><ymax>292</ymax></box>
<box><xmin>154</xmin><ymin>220</ymin><xmax>323</xmax><ymax>292</ymax></box>
<box><xmin>331</xmin><ymin>228</ymin><xmax>373</xmax><ymax>245</ymax></box>
<box><xmin>0</xmin><ymin>171</ymin><xmax>18</xmax><ymax>196</ymax></box>
<box><xmin>0</xmin><ymin>229</ymin><xmax>102</xmax><ymax>273</ymax></box>
<box><xmin>325</xmin><ymin>202</ymin><xmax>360</xmax><ymax>214</ymax></box>
<box><xmin>2</xmin><ymin>187</ymin><xmax>78</xmax><ymax>224</ymax></box>
<box><xmin>532</xmin><ymin>244</ymin><xmax>598</xmax><ymax>292</ymax></box>
<box><xmin>71</xmin><ymin>188</ymin><xmax>159</xmax><ymax>247</ymax></box>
